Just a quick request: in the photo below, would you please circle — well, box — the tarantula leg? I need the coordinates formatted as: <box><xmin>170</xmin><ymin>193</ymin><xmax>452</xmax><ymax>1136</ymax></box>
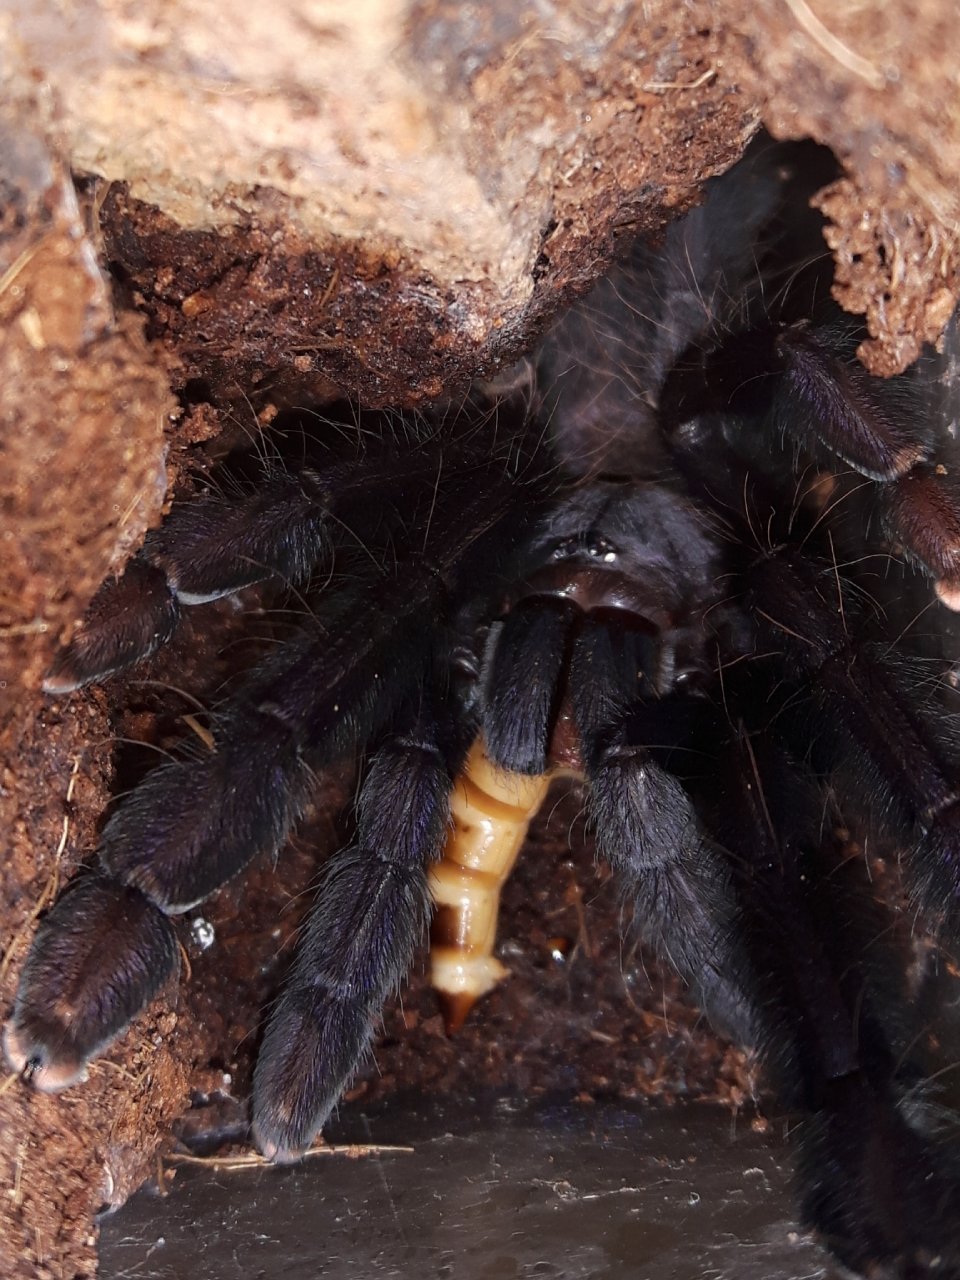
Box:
<box><xmin>673</xmin><ymin>318</ymin><xmax>960</xmax><ymax>605</ymax></box>
<box><xmin>429</xmin><ymin>737</ymin><xmax>553</xmax><ymax>1032</ymax></box>
<box><xmin>710</xmin><ymin>736</ymin><xmax>960</xmax><ymax>1273</ymax></box>
<box><xmin>482</xmin><ymin>596</ymin><xmax>578</xmax><ymax>773</ymax></box>
<box><xmin>696</xmin><ymin>728</ymin><xmax>895</xmax><ymax>1094</ymax></box>
<box><xmin>3</xmin><ymin>711</ymin><xmax>308</xmax><ymax>1089</ymax></box>
<box><xmin>588</xmin><ymin>729</ymin><xmax>754</xmax><ymax>1043</ymax></box>
<box><xmin>796</xmin><ymin>1074</ymin><xmax>960</xmax><ymax>1277</ymax></box>
<box><xmin>3</xmin><ymin>878</ymin><xmax>178</xmax><ymax>1091</ymax></box>
<box><xmin>44</xmin><ymin>469</ymin><xmax>335</xmax><ymax>692</ymax></box>
<box><xmin>42</xmin><ymin>560</ymin><xmax>181</xmax><ymax>694</ymax></box>
<box><xmin>603</xmin><ymin>676</ymin><xmax>960</xmax><ymax>1274</ymax></box>
<box><xmin>879</xmin><ymin>462</ymin><xmax>960</xmax><ymax>608</ymax></box>
<box><xmin>770</xmin><ymin>324</ymin><xmax>926</xmax><ymax>482</ymax></box>
<box><xmin>144</xmin><ymin>469</ymin><xmax>333</xmax><ymax>605</ymax></box>
<box><xmin>252</xmin><ymin>702</ymin><xmax>471</xmax><ymax>1161</ymax></box>
<box><xmin>750</xmin><ymin>550</ymin><xmax>960</xmax><ymax>923</ymax></box>
<box><xmin>99</xmin><ymin>705</ymin><xmax>311</xmax><ymax>910</ymax></box>
<box><xmin>767</xmin><ymin>325</ymin><xmax>960</xmax><ymax>604</ymax></box>
<box><xmin>562</xmin><ymin>616</ymin><xmax>751</xmax><ymax>1039</ymax></box>
<box><xmin>100</xmin><ymin>601</ymin><xmax>428</xmax><ymax>910</ymax></box>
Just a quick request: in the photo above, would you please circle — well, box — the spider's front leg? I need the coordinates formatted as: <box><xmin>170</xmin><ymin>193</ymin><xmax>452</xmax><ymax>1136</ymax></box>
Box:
<box><xmin>43</xmin><ymin>467</ymin><xmax>335</xmax><ymax>693</ymax></box>
<box><xmin>252</xmin><ymin>684</ymin><xmax>476</xmax><ymax>1160</ymax></box>
<box><xmin>42</xmin><ymin>439</ymin><xmax>463</xmax><ymax>693</ymax></box>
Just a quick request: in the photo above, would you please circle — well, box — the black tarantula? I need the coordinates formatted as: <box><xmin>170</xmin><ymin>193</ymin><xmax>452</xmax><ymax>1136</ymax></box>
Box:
<box><xmin>7</xmin><ymin>142</ymin><xmax>960</xmax><ymax>1278</ymax></box>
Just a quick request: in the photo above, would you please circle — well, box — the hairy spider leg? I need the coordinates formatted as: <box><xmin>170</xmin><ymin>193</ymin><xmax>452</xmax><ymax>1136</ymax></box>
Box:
<box><xmin>767</xmin><ymin>322</ymin><xmax>960</xmax><ymax>607</ymax></box>
<box><xmin>666</xmin><ymin>315</ymin><xmax>960</xmax><ymax>608</ymax></box>
<box><xmin>747</xmin><ymin>545</ymin><xmax>960</xmax><ymax>930</ymax></box>
<box><xmin>43</xmin><ymin>444</ymin><xmax>488</xmax><ymax>694</ymax></box>
<box><xmin>3</xmin><ymin>878</ymin><xmax>178</xmax><ymax>1091</ymax></box>
<box><xmin>43</xmin><ymin>467</ymin><xmax>334</xmax><ymax>693</ymax></box>
<box><xmin>252</xmin><ymin>689</ymin><xmax>476</xmax><ymax>1161</ymax></box>
<box><xmin>716</xmin><ymin>727</ymin><xmax>960</xmax><ymax>1274</ymax></box>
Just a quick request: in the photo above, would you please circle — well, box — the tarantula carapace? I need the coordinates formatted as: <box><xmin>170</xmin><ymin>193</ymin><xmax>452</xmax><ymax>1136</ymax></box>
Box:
<box><xmin>7</xmin><ymin>144</ymin><xmax>960</xmax><ymax>1277</ymax></box>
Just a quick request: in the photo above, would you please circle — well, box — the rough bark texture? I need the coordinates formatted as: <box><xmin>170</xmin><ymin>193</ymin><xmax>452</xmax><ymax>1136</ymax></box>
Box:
<box><xmin>730</xmin><ymin>0</ymin><xmax>960</xmax><ymax>374</ymax></box>
<box><xmin>5</xmin><ymin>0</ymin><xmax>760</xmax><ymax>407</ymax></box>
<box><xmin>1</xmin><ymin>1</ymin><xmax>958</xmax><ymax>1276</ymax></box>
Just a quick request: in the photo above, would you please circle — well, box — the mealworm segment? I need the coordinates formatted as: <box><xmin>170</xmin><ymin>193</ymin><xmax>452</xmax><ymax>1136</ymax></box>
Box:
<box><xmin>428</xmin><ymin>738</ymin><xmax>553</xmax><ymax>1032</ymax></box>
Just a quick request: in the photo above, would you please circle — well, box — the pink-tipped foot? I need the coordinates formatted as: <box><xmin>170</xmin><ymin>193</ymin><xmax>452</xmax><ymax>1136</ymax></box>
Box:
<box><xmin>2</xmin><ymin>1021</ymin><xmax>89</xmax><ymax>1092</ymax></box>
